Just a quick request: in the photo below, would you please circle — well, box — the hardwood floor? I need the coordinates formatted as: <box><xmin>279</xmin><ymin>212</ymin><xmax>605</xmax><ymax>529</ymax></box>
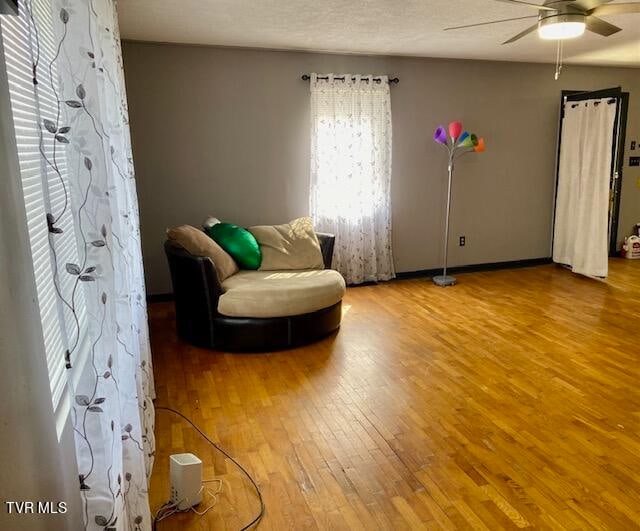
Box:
<box><xmin>148</xmin><ymin>260</ymin><xmax>640</xmax><ymax>530</ymax></box>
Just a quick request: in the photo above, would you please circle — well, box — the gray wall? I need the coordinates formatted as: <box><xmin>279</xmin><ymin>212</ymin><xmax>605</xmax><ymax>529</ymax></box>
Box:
<box><xmin>121</xmin><ymin>42</ymin><xmax>640</xmax><ymax>295</ymax></box>
<box><xmin>0</xmin><ymin>37</ymin><xmax>82</xmax><ymax>530</ymax></box>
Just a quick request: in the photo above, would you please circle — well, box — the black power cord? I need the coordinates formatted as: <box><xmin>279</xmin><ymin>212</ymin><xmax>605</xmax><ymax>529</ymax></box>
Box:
<box><xmin>154</xmin><ymin>406</ymin><xmax>265</xmax><ymax>530</ymax></box>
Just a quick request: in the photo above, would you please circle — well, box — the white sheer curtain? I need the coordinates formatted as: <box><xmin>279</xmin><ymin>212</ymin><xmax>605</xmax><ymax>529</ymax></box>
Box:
<box><xmin>553</xmin><ymin>98</ymin><xmax>616</xmax><ymax>278</ymax></box>
<box><xmin>309</xmin><ymin>73</ymin><xmax>395</xmax><ymax>285</ymax></box>
<box><xmin>54</xmin><ymin>1</ymin><xmax>155</xmax><ymax>528</ymax></box>
<box><xmin>2</xmin><ymin>1</ymin><xmax>155</xmax><ymax>528</ymax></box>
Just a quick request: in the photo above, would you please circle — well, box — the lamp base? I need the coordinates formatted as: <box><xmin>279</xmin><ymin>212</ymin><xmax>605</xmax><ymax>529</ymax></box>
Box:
<box><xmin>432</xmin><ymin>275</ymin><xmax>457</xmax><ymax>287</ymax></box>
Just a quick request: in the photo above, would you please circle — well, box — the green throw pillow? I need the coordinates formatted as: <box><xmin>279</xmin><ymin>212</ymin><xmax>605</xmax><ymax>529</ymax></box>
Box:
<box><xmin>206</xmin><ymin>223</ymin><xmax>262</xmax><ymax>270</ymax></box>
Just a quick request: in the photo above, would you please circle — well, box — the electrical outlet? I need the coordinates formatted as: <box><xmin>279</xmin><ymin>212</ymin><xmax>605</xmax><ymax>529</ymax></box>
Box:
<box><xmin>459</xmin><ymin>236</ymin><xmax>466</xmax><ymax>247</ymax></box>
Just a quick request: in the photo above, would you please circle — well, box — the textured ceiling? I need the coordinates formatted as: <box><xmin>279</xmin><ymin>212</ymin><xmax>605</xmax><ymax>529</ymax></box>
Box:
<box><xmin>118</xmin><ymin>0</ymin><xmax>640</xmax><ymax>67</ymax></box>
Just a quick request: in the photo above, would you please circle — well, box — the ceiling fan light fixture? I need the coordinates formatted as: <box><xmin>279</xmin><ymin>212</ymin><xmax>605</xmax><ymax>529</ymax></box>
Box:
<box><xmin>538</xmin><ymin>14</ymin><xmax>586</xmax><ymax>40</ymax></box>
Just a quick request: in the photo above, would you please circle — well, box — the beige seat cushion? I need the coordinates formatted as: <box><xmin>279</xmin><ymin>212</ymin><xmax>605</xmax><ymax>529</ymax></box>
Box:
<box><xmin>218</xmin><ymin>269</ymin><xmax>346</xmax><ymax>318</ymax></box>
<box><xmin>248</xmin><ymin>217</ymin><xmax>325</xmax><ymax>271</ymax></box>
<box><xmin>167</xmin><ymin>225</ymin><xmax>239</xmax><ymax>281</ymax></box>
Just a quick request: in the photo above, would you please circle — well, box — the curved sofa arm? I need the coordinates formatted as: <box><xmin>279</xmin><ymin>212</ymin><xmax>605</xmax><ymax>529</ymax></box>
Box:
<box><xmin>316</xmin><ymin>232</ymin><xmax>335</xmax><ymax>269</ymax></box>
<box><xmin>164</xmin><ymin>241</ymin><xmax>221</xmax><ymax>347</ymax></box>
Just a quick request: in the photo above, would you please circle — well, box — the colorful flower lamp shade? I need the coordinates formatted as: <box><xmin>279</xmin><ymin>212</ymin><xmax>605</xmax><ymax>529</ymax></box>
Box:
<box><xmin>449</xmin><ymin>121</ymin><xmax>463</xmax><ymax>142</ymax></box>
<box><xmin>434</xmin><ymin>126</ymin><xmax>448</xmax><ymax>145</ymax></box>
<box><xmin>432</xmin><ymin>121</ymin><xmax>486</xmax><ymax>287</ymax></box>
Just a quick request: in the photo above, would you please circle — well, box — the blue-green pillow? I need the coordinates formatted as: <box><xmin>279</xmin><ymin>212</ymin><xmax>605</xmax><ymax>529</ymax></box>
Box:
<box><xmin>206</xmin><ymin>223</ymin><xmax>262</xmax><ymax>270</ymax></box>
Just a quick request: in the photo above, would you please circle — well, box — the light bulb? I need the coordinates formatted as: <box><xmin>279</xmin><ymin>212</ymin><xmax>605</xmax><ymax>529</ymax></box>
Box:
<box><xmin>538</xmin><ymin>21</ymin><xmax>585</xmax><ymax>40</ymax></box>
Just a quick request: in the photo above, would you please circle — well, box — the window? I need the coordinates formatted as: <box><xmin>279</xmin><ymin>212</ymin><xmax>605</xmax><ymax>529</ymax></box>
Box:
<box><xmin>1</xmin><ymin>1</ymin><xmax>88</xmax><ymax>432</ymax></box>
<box><xmin>309</xmin><ymin>74</ymin><xmax>395</xmax><ymax>284</ymax></box>
<box><xmin>314</xmin><ymin>118</ymin><xmax>376</xmax><ymax>222</ymax></box>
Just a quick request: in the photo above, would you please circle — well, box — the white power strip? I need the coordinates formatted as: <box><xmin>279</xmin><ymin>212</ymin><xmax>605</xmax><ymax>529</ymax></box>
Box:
<box><xmin>169</xmin><ymin>453</ymin><xmax>203</xmax><ymax>510</ymax></box>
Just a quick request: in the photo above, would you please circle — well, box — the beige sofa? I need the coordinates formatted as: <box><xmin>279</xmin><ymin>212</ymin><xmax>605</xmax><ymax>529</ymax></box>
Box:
<box><xmin>165</xmin><ymin>232</ymin><xmax>345</xmax><ymax>351</ymax></box>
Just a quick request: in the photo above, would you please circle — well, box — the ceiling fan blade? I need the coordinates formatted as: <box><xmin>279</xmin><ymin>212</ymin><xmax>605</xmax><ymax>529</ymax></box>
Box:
<box><xmin>444</xmin><ymin>15</ymin><xmax>538</xmax><ymax>31</ymax></box>
<box><xmin>502</xmin><ymin>22</ymin><xmax>540</xmax><ymax>43</ymax></box>
<box><xmin>585</xmin><ymin>15</ymin><xmax>623</xmax><ymax>36</ymax></box>
<box><xmin>590</xmin><ymin>2</ymin><xmax>640</xmax><ymax>15</ymax></box>
<box><xmin>569</xmin><ymin>0</ymin><xmax>613</xmax><ymax>11</ymax></box>
<box><xmin>492</xmin><ymin>0</ymin><xmax>556</xmax><ymax>11</ymax></box>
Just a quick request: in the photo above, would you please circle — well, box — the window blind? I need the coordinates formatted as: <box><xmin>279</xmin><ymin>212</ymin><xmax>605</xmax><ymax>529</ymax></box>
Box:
<box><xmin>1</xmin><ymin>1</ymin><xmax>87</xmax><ymax>415</ymax></box>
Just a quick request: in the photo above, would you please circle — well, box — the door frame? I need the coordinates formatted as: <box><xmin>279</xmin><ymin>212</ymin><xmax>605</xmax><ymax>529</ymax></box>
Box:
<box><xmin>553</xmin><ymin>87</ymin><xmax>629</xmax><ymax>256</ymax></box>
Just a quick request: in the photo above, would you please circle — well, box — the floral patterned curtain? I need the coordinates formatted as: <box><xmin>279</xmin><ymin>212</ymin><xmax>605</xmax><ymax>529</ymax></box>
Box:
<box><xmin>309</xmin><ymin>73</ymin><xmax>395</xmax><ymax>284</ymax></box>
<box><xmin>6</xmin><ymin>0</ymin><xmax>155</xmax><ymax>528</ymax></box>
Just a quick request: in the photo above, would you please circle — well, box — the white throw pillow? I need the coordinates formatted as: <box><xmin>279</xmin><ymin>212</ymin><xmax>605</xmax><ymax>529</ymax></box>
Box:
<box><xmin>202</xmin><ymin>216</ymin><xmax>221</xmax><ymax>230</ymax></box>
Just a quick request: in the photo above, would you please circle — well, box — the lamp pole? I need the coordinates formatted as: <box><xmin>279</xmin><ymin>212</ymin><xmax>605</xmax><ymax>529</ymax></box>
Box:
<box><xmin>432</xmin><ymin>123</ymin><xmax>484</xmax><ymax>287</ymax></box>
<box><xmin>433</xmin><ymin>151</ymin><xmax>457</xmax><ymax>287</ymax></box>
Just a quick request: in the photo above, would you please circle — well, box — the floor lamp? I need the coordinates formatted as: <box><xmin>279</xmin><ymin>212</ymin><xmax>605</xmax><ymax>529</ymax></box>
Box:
<box><xmin>432</xmin><ymin>122</ymin><xmax>485</xmax><ymax>287</ymax></box>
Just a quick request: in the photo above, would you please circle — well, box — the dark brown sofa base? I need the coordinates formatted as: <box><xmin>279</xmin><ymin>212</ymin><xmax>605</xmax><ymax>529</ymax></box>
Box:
<box><xmin>192</xmin><ymin>301</ymin><xmax>341</xmax><ymax>352</ymax></box>
<box><xmin>165</xmin><ymin>234</ymin><xmax>341</xmax><ymax>352</ymax></box>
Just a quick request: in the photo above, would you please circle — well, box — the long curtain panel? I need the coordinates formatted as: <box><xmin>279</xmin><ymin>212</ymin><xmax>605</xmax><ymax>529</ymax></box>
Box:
<box><xmin>553</xmin><ymin>98</ymin><xmax>616</xmax><ymax>278</ymax></box>
<box><xmin>8</xmin><ymin>0</ymin><xmax>155</xmax><ymax>528</ymax></box>
<box><xmin>309</xmin><ymin>73</ymin><xmax>395</xmax><ymax>285</ymax></box>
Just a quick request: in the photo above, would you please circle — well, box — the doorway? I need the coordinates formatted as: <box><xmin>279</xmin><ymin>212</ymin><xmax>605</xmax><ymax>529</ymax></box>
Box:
<box><xmin>555</xmin><ymin>88</ymin><xmax>629</xmax><ymax>257</ymax></box>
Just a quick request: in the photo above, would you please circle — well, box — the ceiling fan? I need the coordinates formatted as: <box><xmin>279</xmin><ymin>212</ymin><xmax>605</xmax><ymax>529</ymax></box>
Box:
<box><xmin>445</xmin><ymin>0</ymin><xmax>640</xmax><ymax>44</ymax></box>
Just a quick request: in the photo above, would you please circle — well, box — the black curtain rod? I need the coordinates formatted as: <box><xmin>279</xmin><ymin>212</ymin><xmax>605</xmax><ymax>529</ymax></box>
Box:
<box><xmin>569</xmin><ymin>99</ymin><xmax>616</xmax><ymax>108</ymax></box>
<box><xmin>301</xmin><ymin>74</ymin><xmax>399</xmax><ymax>84</ymax></box>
